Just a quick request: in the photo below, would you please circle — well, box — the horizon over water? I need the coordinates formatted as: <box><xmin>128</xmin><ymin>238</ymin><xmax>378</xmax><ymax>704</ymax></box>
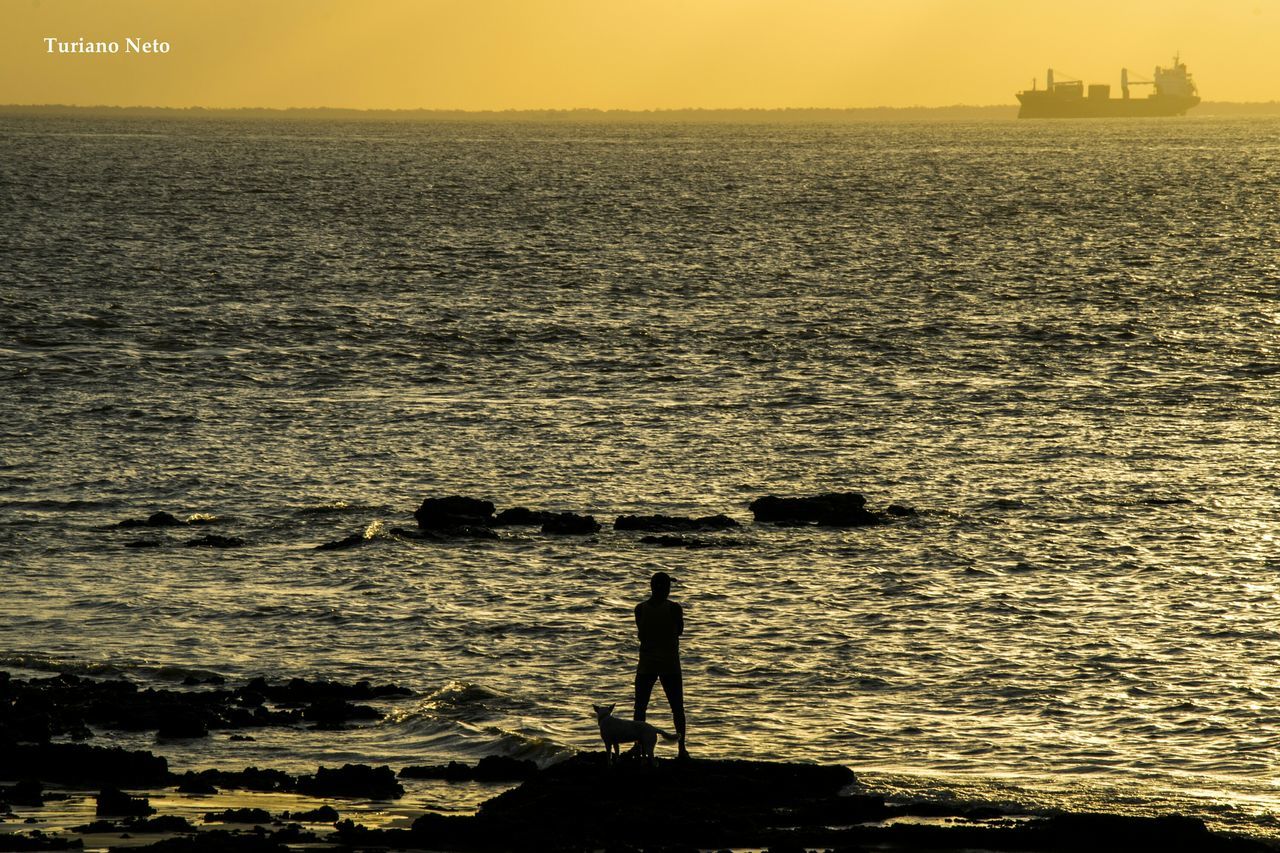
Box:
<box><xmin>2</xmin><ymin>114</ymin><xmax>1279</xmax><ymax>838</ymax></box>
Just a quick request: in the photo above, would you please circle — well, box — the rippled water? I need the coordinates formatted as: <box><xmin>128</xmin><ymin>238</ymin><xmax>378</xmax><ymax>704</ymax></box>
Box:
<box><xmin>2</xmin><ymin>114</ymin><xmax>1279</xmax><ymax>836</ymax></box>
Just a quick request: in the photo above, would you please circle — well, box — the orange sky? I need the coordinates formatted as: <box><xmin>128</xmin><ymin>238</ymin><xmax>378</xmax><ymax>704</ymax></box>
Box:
<box><xmin>2</xmin><ymin>0</ymin><xmax>1276</xmax><ymax>109</ymax></box>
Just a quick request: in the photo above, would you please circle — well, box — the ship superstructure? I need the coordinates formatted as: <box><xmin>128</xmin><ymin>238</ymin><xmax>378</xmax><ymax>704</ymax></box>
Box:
<box><xmin>1016</xmin><ymin>55</ymin><xmax>1199</xmax><ymax>118</ymax></box>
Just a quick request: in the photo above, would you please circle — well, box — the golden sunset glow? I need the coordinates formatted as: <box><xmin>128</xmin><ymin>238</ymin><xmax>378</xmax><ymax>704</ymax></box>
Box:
<box><xmin>3</xmin><ymin>0</ymin><xmax>1278</xmax><ymax>109</ymax></box>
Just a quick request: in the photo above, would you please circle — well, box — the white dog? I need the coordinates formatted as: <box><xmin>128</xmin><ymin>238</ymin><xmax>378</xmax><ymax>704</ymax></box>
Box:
<box><xmin>593</xmin><ymin>703</ymin><xmax>677</xmax><ymax>764</ymax></box>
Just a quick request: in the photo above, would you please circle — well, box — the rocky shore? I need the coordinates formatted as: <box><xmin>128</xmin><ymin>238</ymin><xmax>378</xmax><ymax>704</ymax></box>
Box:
<box><xmin>1</xmin><ymin>671</ymin><xmax>1274</xmax><ymax>852</ymax></box>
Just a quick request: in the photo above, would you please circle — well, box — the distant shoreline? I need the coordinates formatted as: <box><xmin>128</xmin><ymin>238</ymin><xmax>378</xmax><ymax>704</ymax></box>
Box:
<box><xmin>2</xmin><ymin>102</ymin><xmax>1279</xmax><ymax>122</ymax></box>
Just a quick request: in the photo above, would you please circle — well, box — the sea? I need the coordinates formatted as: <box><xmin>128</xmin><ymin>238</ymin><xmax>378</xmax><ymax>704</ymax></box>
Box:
<box><xmin>2</xmin><ymin>113</ymin><xmax>1278</xmax><ymax>837</ymax></box>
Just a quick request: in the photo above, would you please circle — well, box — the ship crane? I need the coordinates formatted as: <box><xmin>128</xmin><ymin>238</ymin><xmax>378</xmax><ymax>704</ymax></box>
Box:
<box><xmin>1121</xmin><ymin>67</ymin><xmax>1153</xmax><ymax>99</ymax></box>
<box><xmin>1043</xmin><ymin>68</ymin><xmax>1083</xmax><ymax>91</ymax></box>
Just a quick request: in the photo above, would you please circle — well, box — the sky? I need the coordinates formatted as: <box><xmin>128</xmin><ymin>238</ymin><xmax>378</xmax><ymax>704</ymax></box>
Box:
<box><xmin>2</xmin><ymin>0</ymin><xmax>1277</xmax><ymax>109</ymax></box>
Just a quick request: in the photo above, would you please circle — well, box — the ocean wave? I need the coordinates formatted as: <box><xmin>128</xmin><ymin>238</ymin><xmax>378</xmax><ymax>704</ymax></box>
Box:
<box><xmin>0</xmin><ymin>498</ymin><xmax>122</xmax><ymax>511</ymax></box>
<box><xmin>0</xmin><ymin>651</ymin><xmax>225</xmax><ymax>684</ymax></box>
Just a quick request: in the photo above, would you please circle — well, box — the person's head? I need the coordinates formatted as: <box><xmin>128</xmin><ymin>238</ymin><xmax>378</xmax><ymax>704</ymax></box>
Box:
<box><xmin>650</xmin><ymin>571</ymin><xmax>672</xmax><ymax>601</ymax></box>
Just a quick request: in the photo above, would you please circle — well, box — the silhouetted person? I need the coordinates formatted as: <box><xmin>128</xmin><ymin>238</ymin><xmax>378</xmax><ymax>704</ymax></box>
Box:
<box><xmin>634</xmin><ymin>571</ymin><xmax>689</xmax><ymax>759</ymax></box>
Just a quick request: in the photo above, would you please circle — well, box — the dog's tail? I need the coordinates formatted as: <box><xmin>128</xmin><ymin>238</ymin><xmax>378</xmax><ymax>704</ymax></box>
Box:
<box><xmin>656</xmin><ymin>729</ymin><xmax>679</xmax><ymax>742</ymax></box>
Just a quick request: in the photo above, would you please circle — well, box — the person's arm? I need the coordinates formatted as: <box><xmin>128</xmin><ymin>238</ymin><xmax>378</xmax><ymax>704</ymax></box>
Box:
<box><xmin>635</xmin><ymin>602</ymin><xmax>643</xmax><ymax>638</ymax></box>
<box><xmin>675</xmin><ymin>602</ymin><xmax>684</xmax><ymax>636</ymax></box>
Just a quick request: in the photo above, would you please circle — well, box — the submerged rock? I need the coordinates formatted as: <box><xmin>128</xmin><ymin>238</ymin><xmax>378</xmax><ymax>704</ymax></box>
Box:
<box><xmin>615</xmin><ymin>513</ymin><xmax>740</xmax><ymax>532</ymax></box>
<box><xmin>749</xmin><ymin>492</ymin><xmax>880</xmax><ymax>527</ymax></box>
<box><xmin>117</xmin><ymin>511</ymin><xmax>184</xmax><ymax>529</ymax></box>
<box><xmin>639</xmin><ymin>534</ymin><xmax>743</xmax><ymax>549</ymax></box>
<box><xmin>391</xmin><ymin>525</ymin><xmax>499</xmax><ymax>541</ymax></box>
<box><xmin>183</xmin><ymin>534</ymin><xmax>245</xmax><ymax>548</ymax></box>
<box><xmin>413</xmin><ymin>496</ymin><xmax>495</xmax><ymax>530</ymax></box>
<box><xmin>314</xmin><ymin>533</ymin><xmax>366</xmax><ymax>551</ymax></box>
<box><xmin>541</xmin><ymin>512</ymin><xmax>601</xmax><ymax>535</ymax></box>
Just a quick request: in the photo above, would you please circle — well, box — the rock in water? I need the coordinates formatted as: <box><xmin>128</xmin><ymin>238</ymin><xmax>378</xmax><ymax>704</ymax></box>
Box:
<box><xmin>117</xmin><ymin>511</ymin><xmax>184</xmax><ymax>528</ymax></box>
<box><xmin>399</xmin><ymin>755</ymin><xmax>538</xmax><ymax>782</ymax></box>
<box><xmin>748</xmin><ymin>492</ymin><xmax>880</xmax><ymax>527</ymax></box>
<box><xmin>413</xmin><ymin>496</ymin><xmax>496</xmax><ymax>531</ymax></box>
<box><xmin>614</xmin><ymin>513</ymin><xmax>740</xmax><ymax>532</ymax></box>
<box><xmin>156</xmin><ymin>713</ymin><xmax>209</xmax><ymax>739</ymax></box>
<box><xmin>285</xmin><ymin>805</ymin><xmax>340</xmax><ymax>823</ymax></box>
<box><xmin>204</xmin><ymin>807</ymin><xmax>273</xmax><ymax>824</ymax></box>
<box><xmin>315</xmin><ymin>533</ymin><xmax>366</xmax><ymax>551</ymax></box>
<box><xmin>183</xmin><ymin>534</ymin><xmax>245</xmax><ymax>548</ymax></box>
<box><xmin>96</xmin><ymin>786</ymin><xmax>154</xmax><ymax>817</ymax></box>
<box><xmin>296</xmin><ymin>764</ymin><xmax>404</xmax><ymax>799</ymax></box>
<box><xmin>493</xmin><ymin>507</ymin><xmax>561</xmax><ymax>526</ymax></box>
<box><xmin>541</xmin><ymin>512</ymin><xmax>601</xmax><ymax>535</ymax></box>
<box><xmin>639</xmin><ymin>535</ymin><xmax>742</xmax><ymax>549</ymax></box>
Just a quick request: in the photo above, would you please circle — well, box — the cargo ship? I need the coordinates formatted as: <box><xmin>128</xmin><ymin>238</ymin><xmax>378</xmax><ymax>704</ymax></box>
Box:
<box><xmin>1016</xmin><ymin>54</ymin><xmax>1199</xmax><ymax>118</ymax></box>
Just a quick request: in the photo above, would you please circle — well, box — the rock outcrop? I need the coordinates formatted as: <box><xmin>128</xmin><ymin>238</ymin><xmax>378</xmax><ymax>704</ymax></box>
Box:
<box><xmin>749</xmin><ymin>491</ymin><xmax>880</xmax><ymax>527</ymax></box>
<box><xmin>413</xmin><ymin>496</ymin><xmax>495</xmax><ymax>530</ymax></box>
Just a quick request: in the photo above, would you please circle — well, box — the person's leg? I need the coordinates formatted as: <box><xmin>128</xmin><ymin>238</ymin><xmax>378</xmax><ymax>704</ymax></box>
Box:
<box><xmin>634</xmin><ymin>671</ymin><xmax>658</xmax><ymax>722</ymax></box>
<box><xmin>658</xmin><ymin>670</ymin><xmax>688</xmax><ymax>755</ymax></box>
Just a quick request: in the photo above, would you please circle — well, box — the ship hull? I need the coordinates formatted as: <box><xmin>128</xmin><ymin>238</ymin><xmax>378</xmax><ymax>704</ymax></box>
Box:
<box><xmin>1016</xmin><ymin>92</ymin><xmax>1199</xmax><ymax>118</ymax></box>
